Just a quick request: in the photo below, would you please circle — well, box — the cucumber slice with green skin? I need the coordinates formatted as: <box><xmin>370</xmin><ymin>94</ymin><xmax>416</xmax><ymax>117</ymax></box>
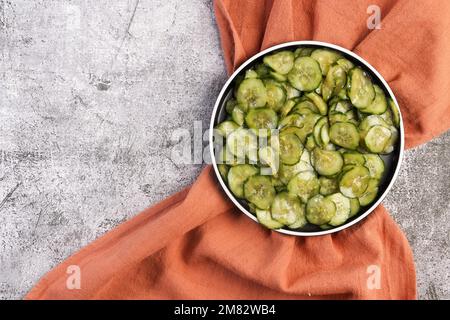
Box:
<box><xmin>255</xmin><ymin>63</ymin><xmax>270</xmax><ymax>78</ymax></box>
<box><xmin>349</xmin><ymin>198</ymin><xmax>360</xmax><ymax>217</ymax></box>
<box><xmin>388</xmin><ymin>98</ymin><xmax>400</xmax><ymax>128</ymax></box>
<box><xmin>270</xmin><ymin>71</ymin><xmax>287</xmax><ymax>82</ymax></box>
<box><xmin>319</xmin><ymin>176</ymin><xmax>339</xmax><ymax>196</ymax></box>
<box><xmin>298</xmin><ymin>47</ymin><xmax>314</xmax><ymax>57</ymax></box>
<box><xmin>310</xmin><ymin>49</ymin><xmax>342</xmax><ymax>75</ymax></box>
<box><xmin>271</xmin><ymin>192</ymin><xmax>305</xmax><ymax>226</ymax></box>
<box><xmin>245</xmin><ymin>108</ymin><xmax>279</xmax><ymax>137</ymax></box>
<box><xmin>330</xmin><ymin>122</ymin><xmax>360</xmax><ymax>150</ymax></box>
<box><xmin>280</xmin><ymin>100</ymin><xmax>297</xmax><ymax>118</ymax></box>
<box><xmin>244</xmin><ymin>175</ymin><xmax>276</xmax><ymax>210</ymax></box>
<box><xmin>218</xmin><ymin>164</ymin><xmax>229</xmax><ymax>182</ymax></box>
<box><xmin>236</xmin><ymin>78</ymin><xmax>267</xmax><ymax>109</ymax></box>
<box><xmin>279</xmin><ymin>133</ymin><xmax>303</xmax><ymax>165</ymax></box>
<box><xmin>279</xmin><ymin>113</ymin><xmax>321</xmax><ymax>143</ymax></box>
<box><xmin>305</xmin><ymin>134</ymin><xmax>317</xmax><ymax>151</ymax></box>
<box><xmin>363</xmin><ymin>154</ymin><xmax>385</xmax><ymax>179</ymax></box>
<box><xmin>306</xmin><ymin>194</ymin><xmax>336</xmax><ymax>225</ymax></box>
<box><xmin>245</xmin><ymin>69</ymin><xmax>259</xmax><ymax>79</ymax></box>
<box><xmin>327</xmin><ymin>192</ymin><xmax>351</xmax><ymax>226</ymax></box>
<box><xmin>330</xmin><ymin>99</ymin><xmax>352</xmax><ymax>114</ymax></box>
<box><xmin>380</xmin><ymin>108</ymin><xmax>394</xmax><ymax>126</ymax></box>
<box><xmin>348</xmin><ymin>68</ymin><xmax>375</xmax><ymax>109</ymax></box>
<box><xmin>288</xmin><ymin>57</ymin><xmax>322</xmax><ymax>91</ymax></box>
<box><xmin>358</xmin><ymin>178</ymin><xmax>379</xmax><ymax>206</ymax></box>
<box><xmin>321</xmin><ymin>122</ymin><xmax>330</xmax><ymax>145</ymax></box>
<box><xmin>226</xmin><ymin>99</ymin><xmax>238</xmax><ymax>114</ymax></box>
<box><xmin>336</xmin><ymin>58</ymin><xmax>355</xmax><ymax>72</ymax></box>
<box><xmin>231</xmin><ymin>105</ymin><xmax>245</xmax><ymax>126</ymax></box>
<box><xmin>339</xmin><ymin>166</ymin><xmax>370</xmax><ymax>198</ymax></box>
<box><xmin>291</xmin><ymin>100</ymin><xmax>320</xmax><ymax>115</ymax></box>
<box><xmin>328</xmin><ymin>112</ymin><xmax>349</xmax><ymax>125</ymax></box>
<box><xmin>312</xmin><ymin>148</ymin><xmax>344</xmax><ymax>176</ymax></box>
<box><xmin>281</xmin><ymin>83</ymin><xmax>301</xmax><ymax>100</ymax></box>
<box><xmin>264</xmin><ymin>80</ymin><xmax>286</xmax><ymax>111</ymax></box>
<box><xmin>217</xmin><ymin>145</ymin><xmax>242</xmax><ymax>166</ymax></box>
<box><xmin>278</xmin><ymin>160</ymin><xmax>313</xmax><ymax>185</ymax></box>
<box><xmin>381</xmin><ymin>126</ymin><xmax>398</xmax><ymax>154</ymax></box>
<box><xmin>287</xmin><ymin>170</ymin><xmax>320</xmax><ymax>202</ymax></box>
<box><xmin>227</xmin><ymin>128</ymin><xmax>258</xmax><ymax>160</ymax></box>
<box><xmin>279</xmin><ymin>126</ymin><xmax>304</xmax><ymax>141</ymax></box>
<box><xmin>263</xmin><ymin>51</ymin><xmax>295</xmax><ymax>75</ymax></box>
<box><xmin>364</xmin><ymin>125</ymin><xmax>391</xmax><ymax>153</ymax></box>
<box><xmin>313</xmin><ymin>117</ymin><xmax>328</xmax><ymax>146</ymax></box>
<box><xmin>258</xmin><ymin>146</ymin><xmax>279</xmax><ymax>175</ymax></box>
<box><xmin>256</xmin><ymin>209</ymin><xmax>283</xmax><ymax>229</ymax></box>
<box><xmin>322</xmin><ymin>65</ymin><xmax>347</xmax><ymax>101</ymax></box>
<box><xmin>227</xmin><ymin>165</ymin><xmax>259</xmax><ymax>198</ymax></box>
<box><xmin>319</xmin><ymin>224</ymin><xmax>333</xmax><ymax>230</ymax></box>
<box><xmin>215</xmin><ymin>120</ymin><xmax>239</xmax><ymax>137</ymax></box>
<box><xmin>278</xmin><ymin>113</ymin><xmax>304</xmax><ymax>129</ymax></box>
<box><xmin>343</xmin><ymin>152</ymin><xmax>366</xmax><ymax>166</ymax></box>
<box><xmin>360</xmin><ymin>85</ymin><xmax>387</xmax><ymax>115</ymax></box>
<box><xmin>305</xmin><ymin>92</ymin><xmax>328</xmax><ymax>115</ymax></box>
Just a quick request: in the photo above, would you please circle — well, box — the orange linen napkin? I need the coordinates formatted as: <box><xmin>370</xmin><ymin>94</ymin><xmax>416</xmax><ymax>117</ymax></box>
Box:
<box><xmin>26</xmin><ymin>0</ymin><xmax>450</xmax><ymax>300</ymax></box>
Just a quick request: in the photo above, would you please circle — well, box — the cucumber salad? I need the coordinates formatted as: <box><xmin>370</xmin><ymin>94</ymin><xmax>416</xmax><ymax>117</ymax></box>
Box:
<box><xmin>214</xmin><ymin>47</ymin><xmax>400</xmax><ymax>231</ymax></box>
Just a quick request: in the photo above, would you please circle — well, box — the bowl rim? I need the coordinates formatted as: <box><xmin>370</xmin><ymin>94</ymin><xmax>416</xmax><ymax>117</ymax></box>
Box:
<box><xmin>209</xmin><ymin>40</ymin><xmax>405</xmax><ymax>237</ymax></box>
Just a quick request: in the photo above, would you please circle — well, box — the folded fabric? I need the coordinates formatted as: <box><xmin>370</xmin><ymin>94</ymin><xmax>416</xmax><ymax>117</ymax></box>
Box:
<box><xmin>27</xmin><ymin>0</ymin><xmax>450</xmax><ymax>299</ymax></box>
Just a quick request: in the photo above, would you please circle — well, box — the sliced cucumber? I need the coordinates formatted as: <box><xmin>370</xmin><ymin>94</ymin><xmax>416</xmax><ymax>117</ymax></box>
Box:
<box><xmin>263</xmin><ymin>51</ymin><xmax>295</xmax><ymax>75</ymax></box>
<box><xmin>336</xmin><ymin>58</ymin><xmax>355</xmax><ymax>72</ymax></box>
<box><xmin>264</xmin><ymin>80</ymin><xmax>286</xmax><ymax>111</ymax></box>
<box><xmin>271</xmin><ymin>192</ymin><xmax>305</xmax><ymax>226</ymax></box>
<box><xmin>281</xmin><ymin>83</ymin><xmax>301</xmax><ymax>100</ymax></box>
<box><xmin>245</xmin><ymin>108</ymin><xmax>278</xmax><ymax>137</ymax></box>
<box><xmin>360</xmin><ymin>84</ymin><xmax>387</xmax><ymax>115</ymax></box>
<box><xmin>329</xmin><ymin>122</ymin><xmax>360</xmax><ymax>150</ymax></box>
<box><xmin>236</xmin><ymin>78</ymin><xmax>267</xmax><ymax>109</ymax></box>
<box><xmin>278</xmin><ymin>160</ymin><xmax>313</xmax><ymax>185</ymax></box>
<box><xmin>256</xmin><ymin>209</ymin><xmax>283</xmax><ymax>229</ymax></box>
<box><xmin>291</xmin><ymin>100</ymin><xmax>320</xmax><ymax>115</ymax></box>
<box><xmin>348</xmin><ymin>68</ymin><xmax>375</xmax><ymax>109</ymax></box>
<box><xmin>226</xmin><ymin>99</ymin><xmax>238</xmax><ymax>114</ymax></box>
<box><xmin>227</xmin><ymin>128</ymin><xmax>258</xmax><ymax>160</ymax></box>
<box><xmin>280</xmin><ymin>99</ymin><xmax>296</xmax><ymax>118</ymax></box>
<box><xmin>388</xmin><ymin>98</ymin><xmax>400</xmax><ymax>128</ymax></box>
<box><xmin>231</xmin><ymin>105</ymin><xmax>245</xmax><ymax>126</ymax></box>
<box><xmin>327</xmin><ymin>193</ymin><xmax>351</xmax><ymax>226</ymax></box>
<box><xmin>343</xmin><ymin>152</ymin><xmax>365</xmax><ymax>166</ymax></box>
<box><xmin>339</xmin><ymin>166</ymin><xmax>370</xmax><ymax>198</ymax></box>
<box><xmin>310</xmin><ymin>49</ymin><xmax>342</xmax><ymax>75</ymax></box>
<box><xmin>279</xmin><ymin>133</ymin><xmax>303</xmax><ymax>165</ymax></box>
<box><xmin>322</xmin><ymin>65</ymin><xmax>347</xmax><ymax>101</ymax></box>
<box><xmin>358</xmin><ymin>178</ymin><xmax>379</xmax><ymax>206</ymax></box>
<box><xmin>319</xmin><ymin>176</ymin><xmax>339</xmax><ymax>196</ymax></box>
<box><xmin>287</xmin><ymin>170</ymin><xmax>320</xmax><ymax>202</ymax></box>
<box><xmin>306</xmin><ymin>194</ymin><xmax>336</xmax><ymax>225</ymax></box>
<box><xmin>245</xmin><ymin>69</ymin><xmax>259</xmax><ymax>79</ymax></box>
<box><xmin>363</xmin><ymin>154</ymin><xmax>385</xmax><ymax>179</ymax></box>
<box><xmin>269</xmin><ymin>71</ymin><xmax>287</xmax><ymax>82</ymax></box>
<box><xmin>258</xmin><ymin>146</ymin><xmax>279</xmax><ymax>175</ymax></box>
<box><xmin>312</xmin><ymin>148</ymin><xmax>343</xmax><ymax>176</ymax></box>
<box><xmin>313</xmin><ymin>117</ymin><xmax>328</xmax><ymax>146</ymax></box>
<box><xmin>227</xmin><ymin>164</ymin><xmax>259</xmax><ymax>198</ymax></box>
<box><xmin>364</xmin><ymin>125</ymin><xmax>391</xmax><ymax>153</ymax></box>
<box><xmin>215</xmin><ymin>120</ymin><xmax>239</xmax><ymax>137</ymax></box>
<box><xmin>349</xmin><ymin>198</ymin><xmax>360</xmax><ymax>217</ymax></box>
<box><xmin>288</xmin><ymin>57</ymin><xmax>322</xmax><ymax>91</ymax></box>
<box><xmin>305</xmin><ymin>134</ymin><xmax>317</xmax><ymax>151</ymax></box>
<box><xmin>305</xmin><ymin>92</ymin><xmax>328</xmax><ymax>115</ymax></box>
<box><xmin>381</xmin><ymin>126</ymin><xmax>398</xmax><ymax>154</ymax></box>
<box><xmin>218</xmin><ymin>164</ymin><xmax>229</xmax><ymax>182</ymax></box>
<box><xmin>244</xmin><ymin>175</ymin><xmax>276</xmax><ymax>210</ymax></box>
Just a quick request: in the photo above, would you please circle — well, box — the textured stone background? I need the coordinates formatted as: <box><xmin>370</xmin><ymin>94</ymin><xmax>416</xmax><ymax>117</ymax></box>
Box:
<box><xmin>0</xmin><ymin>0</ymin><xmax>448</xmax><ymax>300</ymax></box>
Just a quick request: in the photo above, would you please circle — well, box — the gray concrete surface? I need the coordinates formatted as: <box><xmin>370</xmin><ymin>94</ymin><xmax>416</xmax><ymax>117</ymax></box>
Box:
<box><xmin>0</xmin><ymin>0</ymin><xmax>448</xmax><ymax>300</ymax></box>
